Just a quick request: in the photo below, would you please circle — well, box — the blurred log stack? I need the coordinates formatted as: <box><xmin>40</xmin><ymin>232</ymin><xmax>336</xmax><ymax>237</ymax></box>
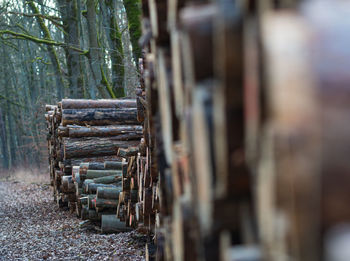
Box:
<box><xmin>45</xmin><ymin>99</ymin><xmax>142</xmax><ymax>232</ymax></box>
<box><xmin>45</xmin><ymin>0</ymin><xmax>350</xmax><ymax>260</ymax></box>
<box><xmin>135</xmin><ymin>0</ymin><xmax>350</xmax><ymax>261</ymax></box>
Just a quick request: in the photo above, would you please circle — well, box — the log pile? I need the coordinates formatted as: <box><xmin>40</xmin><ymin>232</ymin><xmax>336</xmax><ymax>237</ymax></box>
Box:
<box><xmin>45</xmin><ymin>99</ymin><xmax>142</xmax><ymax>232</ymax></box>
<box><xmin>44</xmin><ymin>1</ymin><xmax>350</xmax><ymax>261</ymax></box>
<box><xmin>135</xmin><ymin>1</ymin><xmax>350</xmax><ymax>261</ymax></box>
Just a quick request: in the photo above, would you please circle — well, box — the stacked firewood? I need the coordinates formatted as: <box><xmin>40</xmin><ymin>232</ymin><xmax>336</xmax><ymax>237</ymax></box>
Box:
<box><xmin>135</xmin><ymin>1</ymin><xmax>350</xmax><ymax>261</ymax></box>
<box><xmin>44</xmin><ymin>1</ymin><xmax>350</xmax><ymax>260</ymax></box>
<box><xmin>45</xmin><ymin>99</ymin><xmax>143</xmax><ymax>232</ymax></box>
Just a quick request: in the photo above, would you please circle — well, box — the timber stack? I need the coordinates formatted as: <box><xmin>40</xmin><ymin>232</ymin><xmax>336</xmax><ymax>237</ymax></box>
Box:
<box><xmin>45</xmin><ymin>99</ymin><xmax>142</xmax><ymax>232</ymax></box>
<box><xmin>44</xmin><ymin>0</ymin><xmax>350</xmax><ymax>261</ymax></box>
<box><xmin>134</xmin><ymin>0</ymin><xmax>350</xmax><ymax>261</ymax></box>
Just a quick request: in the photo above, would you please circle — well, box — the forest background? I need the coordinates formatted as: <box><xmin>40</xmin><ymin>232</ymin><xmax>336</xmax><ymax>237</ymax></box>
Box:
<box><xmin>0</xmin><ymin>0</ymin><xmax>142</xmax><ymax>170</ymax></box>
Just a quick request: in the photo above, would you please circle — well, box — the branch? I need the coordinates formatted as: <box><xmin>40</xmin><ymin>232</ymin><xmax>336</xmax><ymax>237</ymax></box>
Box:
<box><xmin>0</xmin><ymin>30</ymin><xmax>88</xmax><ymax>54</ymax></box>
<box><xmin>7</xmin><ymin>11</ymin><xmax>64</xmax><ymax>29</ymax></box>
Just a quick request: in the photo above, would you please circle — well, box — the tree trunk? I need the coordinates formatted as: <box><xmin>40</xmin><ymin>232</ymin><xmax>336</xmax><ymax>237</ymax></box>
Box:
<box><xmin>105</xmin><ymin>0</ymin><xmax>125</xmax><ymax>97</ymax></box>
<box><xmin>0</xmin><ymin>107</ymin><xmax>9</xmax><ymax>169</ymax></box>
<box><xmin>123</xmin><ymin>0</ymin><xmax>142</xmax><ymax>65</ymax></box>
<box><xmin>86</xmin><ymin>0</ymin><xmax>114</xmax><ymax>98</ymax></box>
<box><xmin>29</xmin><ymin>0</ymin><xmax>65</xmax><ymax>99</ymax></box>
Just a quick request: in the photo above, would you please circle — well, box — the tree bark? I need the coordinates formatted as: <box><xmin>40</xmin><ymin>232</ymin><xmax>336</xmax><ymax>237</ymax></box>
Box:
<box><xmin>86</xmin><ymin>169</ymin><xmax>122</xmax><ymax>179</ymax></box>
<box><xmin>123</xmin><ymin>0</ymin><xmax>142</xmax><ymax>65</ymax></box>
<box><xmin>104</xmin><ymin>161</ymin><xmax>125</xmax><ymax>170</ymax></box>
<box><xmin>58</xmin><ymin>125</ymin><xmax>142</xmax><ymax>138</ymax></box>
<box><xmin>29</xmin><ymin>0</ymin><xmax>65</xmax><ymax>99</ymax></box>
<box><xmin>95</xmin><ymin>198</ymin><xmax>118</xmax><ymax>209</ymax></box>
<box><xmin>60</xmin><ymin>98</ymin><xmax>136</xmax><ymax>109</ymax></box>
<box><xmin>93</xmin><ymin>175</ymin><xmax>122</xmax><ymax>184</ymax></box>
<box><xmin>63</xmin><ymin>137</ymin><xmax>139</xmax><ymax>158</ymax></box>
<box><xmin>61</xmin><ymin>108</ymin><xmax>139</xmax><ymax>126</ymax></box>
<box><xmin>87</xmin><ymin>183</ymin><xmax>117</xmax><ymax>194</ymax></box>
<box><xmin>97</xmin><ymin>187</ymin><xmax>122</xmax><ymax>199</ymax></box>
<box><xmin>101</xmin><ymin>214</ymin><xmax>132</xmax><ymax>233</ymax></box>
<box><xmin>105</xmin><ymin>0</ymin><xmax>125</xmax><ymax>97</ymax></box>
<box><xmin>86</xmin><ymin>0</ymin><xmax>114</xmax><ymax>98</ymax></box>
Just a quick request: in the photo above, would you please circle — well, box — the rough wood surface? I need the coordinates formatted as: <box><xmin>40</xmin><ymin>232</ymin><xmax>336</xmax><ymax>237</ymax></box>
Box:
<box><xmin>86</xmin><ymin>170</ymin><xmax>122</xmax><ymax>179</ymax></box>
<box><xmin>62</xmin><ymin>108</ymin><xmax>139</xmax><ymax>126</ymax></box>
<box><xmin>63</xmin><ymin>137</ymin><xmax>139</xmax><ymax>159</ymax></box>
<box><xmin>101</xmin><ymin>215</ymin><xmax>133</xmax><ymax>233</ymax></box>
<box><xmin>58</xmin><ymin>125</ymin><xmax>143</xmax><ymax>138</ymax></box>
<box><xmin>97</xmin><ymin>187</ymin><xmax>122</xmax><ymax>200</ymax></box>
<box><xmin>60</xmin><ymin>99</ymin><xmax>137</xmax><ymax>109</ymax></box>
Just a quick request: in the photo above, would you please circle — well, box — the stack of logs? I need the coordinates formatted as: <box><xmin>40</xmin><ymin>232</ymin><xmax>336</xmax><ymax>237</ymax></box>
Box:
<box><xmin>45</xmin><ymin>99</ymin><xmax>144</xmax><ymax>232</ymax></box>
<box><xmin>44</xmin><ymin>1</ymin><xmax>350</xmax><ymax>260</ymax></box>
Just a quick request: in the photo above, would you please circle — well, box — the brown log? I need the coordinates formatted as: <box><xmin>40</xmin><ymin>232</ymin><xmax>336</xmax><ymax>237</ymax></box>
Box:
<box><xmin>88</xmin><ymin>209</ymin><xmax>100</xmax><ymax>221</ymax></box>
<box><xmin>60</xmin><ymin>99</ymin><xmax>137</xmax><ymax>109</ymax></box>
<box><xmin>64</xmin><ymin>156</ymin><xmax>121</xmax><ymax>166</ymax></box>
<box><xmin>95</xmin><ymin>198</ymin><xmax>118</xmax><ymax>209</ymax></box>
<box><xmin>63</xmin><ymin>137</ymin><xmax>139</xmax><ymax>159</ymax></box>
<box><xmin>45</xmin><ymin>104</ymin><xmax>57</xmax><ymax>112</ymax></box>
<box><xmin>118</xmin><ymin>146</ymin><xmax>139</xmax><ymax>157</ymax></box>
<box><xmin>58</xmin><ymin>125</ymin><xmax>143</xmax><ymax>138</ymax></box>
<box><xmin>61</xmin><ymin>108</ymin><xmax>139</xmax><ymax>126</ymax></box>
<box><xmin>81</xmin><ymin>205</ymin><xmax>89</xmax><ymax>220</ymax></box>
<box><xmin>82</xmin><ymin>179</ymin><xmax>94</xmax><ymax>193</ymax></box>
<box><xmin>101</xmin><ymin>215</ymin><xmax>132</xmax><ymax>233</ymax></box>
<box><xmin>61</xmin><ymin>176</ymin><xmax>75</xmax><ymax>193</ymax></box>
<box><xmin>104</xmin><ymin>161</ymin><xmax>125</xmax><ymax>170</ymax></box>
<box><xmin>96</xmin><ymin>187</ymin><xmax>122</xmax><ymax>200</ymax></box>
<box><xmin>86</xmin><ymin>170</ymin><xmax>122</xmax><ymax>179</ymax></box>
<box><xmin>93</xmin><ymin>175</ymin><xmax>122</xmax><ymax>184</ymax></box>
<box><xmin>87</xmin><ymin>183</ymin><xmax>118</xmax><ymax>194</ymax></box>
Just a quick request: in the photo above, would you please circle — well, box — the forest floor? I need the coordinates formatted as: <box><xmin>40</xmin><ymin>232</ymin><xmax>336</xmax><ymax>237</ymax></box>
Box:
<box><xmin>0</xmin><ymin>178</ymin><xmax>146</xmax><ymax>261</ymax></box>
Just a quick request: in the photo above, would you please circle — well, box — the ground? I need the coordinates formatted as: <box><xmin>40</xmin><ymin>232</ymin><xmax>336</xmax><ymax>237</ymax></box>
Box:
<box><xmin>0</xmin><ymin>180</ymin><xmax>146</xmax><ymax>261</ymax></box>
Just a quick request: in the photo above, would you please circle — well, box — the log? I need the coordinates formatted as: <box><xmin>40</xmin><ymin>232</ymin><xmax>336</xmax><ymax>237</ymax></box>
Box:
<box><xmin>97</xmin><ymin>187</ymin><xmax>122</xmax><ymax>200</ymax></box>
<box><xmin>60</xmin><ymin>99</ymin><xmax>137</xmax><ymax>109</ymax></box>
<box><xmin>81</xmin><ymin>205</ymin><xmax>89</xmax><ymax>220</ymax></box>
<box><xmin>93</xmin><ymin>175</ymin><xmax>122</xmax><ymax>184</ymax></box>
<box><xmin>58</xmin><ymin>125</ymin><xmax>143</xmax><ymax>138</ymax></box>
<box><xmin>64</xmin><ymin>156</ymin><xmax>122</xmax><ymax>166</ymax></box>
<box><xmin>61</xmin><ymin>108</ymin><xmax>139</xmax><ymax>126</ymax></box>
<box><xmin>86</xmin><ymin>170</ymin><xmax>122</xmax><ymax>179</ymax></box>
<box><xmin>87</xmin><ymin>183</ymin><xmax>117</xmax><ymax>194</ymax></box>
<box><xmin>101</xmin><ymin>215</ymin><xmax>132</xmax><ymax>233</ymax></box>
<box><xmin>80</xmin><ymin>196</ymin><xmax>90</xmax><ymax>205</ymax></box>
<box><xmin>88</xmin><ymin>209</ymin><xmax>100</xmax><ymax>221</ymax></box>
<box><xmin>104</xmin><ymin>161</ymin><xmax>125</xmax><ymax>170</ymax></box>
<box><xmin>79</xmin><ymin>162</ymin><xmax>104</xmax><ymax>175</ymax></box>
<box><xmin>95</xmin><ymin>198</ymin><xmax>118</xmax><ymax>209</ymax></box>
<box><xmin>88</xmin><ymin>195</ymin><xmax>96</xmax><ymax>209</ymax></box>
<box><xmin>61</xmin><ymin>176</ymin><xmax>75</xmax><ymax>193</ymax></box>
<box><xmin>63</xmin><ymin>137</ymin><xmax>139</xmax><ymax>159</ymax></box>
<box><xmin>118</xmin><ymin>146</ymin><xmax>139</xmax><ymax>157</ymax></box>
<box><xmin>45</xmin><ymin>105</ymin><xmax>57</xmax><ymax>112</ymax></box>
<box><xmin>82</xmin><ymin>179</ymin><xmax>94</xmax><ymax>192</ymax></box>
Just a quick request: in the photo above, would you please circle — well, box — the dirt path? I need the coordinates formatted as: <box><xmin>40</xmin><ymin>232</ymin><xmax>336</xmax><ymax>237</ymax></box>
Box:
<box><xmin>0</xmin><ymin>181</ymin><xmax>146</xmax><ymax>261</ymax></box>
